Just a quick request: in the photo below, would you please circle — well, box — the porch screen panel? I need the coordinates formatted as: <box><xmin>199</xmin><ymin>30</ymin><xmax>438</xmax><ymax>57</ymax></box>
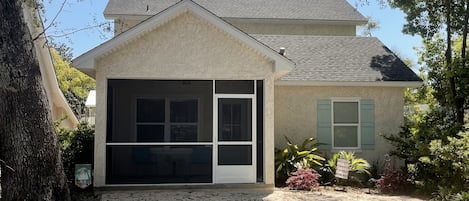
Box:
<box><xmin>106</xmin><ymin>145</ymin><xmax>212</xmax><ymax>184</ymax></box>
<box><xmin>107</xmin><ymin>80</ymin><xmax>213</xmax><ymax>143</ymax></box>
<box><xmin>106</xmin><ymin>80</ymin><xmax>213</xmax><ymax>184</ymax></box>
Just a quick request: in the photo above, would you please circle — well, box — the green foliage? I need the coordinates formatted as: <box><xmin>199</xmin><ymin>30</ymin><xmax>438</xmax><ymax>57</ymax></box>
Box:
<box><xmin>419</xmin><ymin>132</ymin><xmax>469</xmax><ymax>193</ymax></box>
<box><xmin>385</xmin><ymin>108</ymin><xmax>468</xmax><ymax>196</ymax></box>
<box><xmin>417</xmin><ymin>36</ymin><xmax>468</xmax><ymax>115</ymax></box>
<box><xmin>388</xmin><ymin>0</ymin><xmax>467</xmax><ymax>40</ymax></box>
<box><xmin>390</xmin><ymin>0</ymin><xmax>469</xmax><ymax>127</ymax></box>
<box><xmin>56</xmin><ymin>122</ymin><xmax>95</xmax><ymax>184</ymax></box>
<box><xmin>436</xmin><ymin>188</ymin><xmax>469</xmax><ymax>201</ymax></box>
<box><xmin>275</xmin><ymin>136</ymin><xmax>325</xmax><ymax>183</ymax></box>
<box><xmin>51</xmin><ymin>48</ymin><xmax>95</xmax><ymax>118</ymax></box>
<box><xmin>328</xmin><ymin>151</ymin><xmax>371</xmax><ymax>178</ymax></box>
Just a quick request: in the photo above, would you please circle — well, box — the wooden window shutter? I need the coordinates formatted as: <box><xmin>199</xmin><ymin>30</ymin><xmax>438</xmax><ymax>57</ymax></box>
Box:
<box><xmin>360</xmin><ymin>99</ymin><xmax>375</xmax><ymax>150</ymax></box>
<box><xmin>317</xmin><ymin>100</ymin><xmax>332</xmax><ymax>150</ymax></box>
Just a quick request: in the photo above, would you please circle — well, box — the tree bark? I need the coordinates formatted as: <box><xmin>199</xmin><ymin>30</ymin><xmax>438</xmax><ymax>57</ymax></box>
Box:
<box><xmin>0</xmin><ymin>0</ymin><xmax>70</xmax><ymax>200</ymax></box>
<box><xmin>458</xmin><ymin>0</ymin><xmax>469</xmax><ymax>127</ymax></box>
<box><xmin>444</xmin><ymin>0</ymin><xmax>463</xmax><ymax>128</ymax></box>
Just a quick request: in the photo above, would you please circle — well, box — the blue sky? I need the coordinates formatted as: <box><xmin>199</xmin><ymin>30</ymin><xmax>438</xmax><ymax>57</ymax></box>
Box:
<box><xmin>43</xmin><ymin>0</ymin><xmax>422</xmax><ymax>67</ymax></box>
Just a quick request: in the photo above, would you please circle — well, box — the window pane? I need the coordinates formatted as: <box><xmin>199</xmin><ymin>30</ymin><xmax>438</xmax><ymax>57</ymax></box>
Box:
<box><xmin>137</xmin><ymin>99</ymin><xmax>165</xmax><ymax>123</ymax></box>
<box><xmin>106</xmin><ymin>145</ymin><xmax>212</xmax><ymax>184</ymax></box>
<box><xmin>218</xmin><ymin>145</ymin><xmax>252</xmax><ymax>165</ymax></box>
<box><xmin>333</xmin><ymin>102</ymin><xmax>358</xmax><ymax>123</ymax></box>
<box><xmin>170</xmin><ymin>125</ymin><xmax>198</xmax><ymax>142</ymax></box>
<box><xmin>215</xmin><ymin>80</ymin><xmax>254</xmax><ymax>94</ymax></box>
<box><xmin>334</xmin><ymin>126</ymin><xmax>358</xmax><ymax>147</ymax></box>
<box><xmin>218</xmin><ymin>99</ymin><xmax>252</xmax><ymax>141</ymax></box>
<box><xmin>170</xmin><ymin>100</ymin><xmax>198</xmax><ymax>123</ymax></box>
<box><xmin>137</xmin><ymin>125</ymin><xmax>164</xmax><ymax>142</ymax></box>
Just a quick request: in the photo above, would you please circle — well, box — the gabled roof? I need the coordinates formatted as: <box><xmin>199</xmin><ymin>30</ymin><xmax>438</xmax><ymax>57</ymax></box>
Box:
<box><xmin>104</xmin><ymin>0</ymin><xmax>367</xmax><ymax>24</ymax></box>
<box><xmin>72</xmin><ymin>0</ymin><xmax>294</xmax><ymax>77</ymax></box>
<box><xmin>253</xmin><ymin>35</ymin><xmax>422</xmax><ymax>86</ymax></box>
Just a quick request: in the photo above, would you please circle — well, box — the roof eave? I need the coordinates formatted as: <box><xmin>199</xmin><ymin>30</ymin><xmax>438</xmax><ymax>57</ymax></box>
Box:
<box><xmin>224</xmin><ymin>17</ymin><xmax>368</xmax><ymax>26</ymax></box>
<box><xmin>104</xmin><ymin>13</ymin><xmax>368</xmax><ymax>25</ymax></box>
<box><xmin>275</xmin><ymin>80</ymin><xmax>423</xmax><ymax>88</ymax></box>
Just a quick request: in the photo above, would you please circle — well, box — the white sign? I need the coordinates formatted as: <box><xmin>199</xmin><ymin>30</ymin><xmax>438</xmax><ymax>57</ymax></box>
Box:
<box><xmin>335</xmin><ymin>159</ymin><xmax>350</xmax><ymax>179</ymax></box>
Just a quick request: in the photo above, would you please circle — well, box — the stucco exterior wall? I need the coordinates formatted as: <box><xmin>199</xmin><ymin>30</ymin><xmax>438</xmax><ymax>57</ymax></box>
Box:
<box><xmin>274</xmin><ymin>86</ymin><xmax>405</xmax><ymax>164</ymax></box>
<box><xmin>114</xmin><ymin>19</ymin><xmax>357</xmax><ymax>36</ymax></box>
<box><xmin>228</xmin><ymin>22</ymin><xmax>356</xmax><ymax>36</ymax></box>
<box><xmin>94</xmin><ymin>11</ymin><xmax>276</xmax><ymax>186</ymax></box>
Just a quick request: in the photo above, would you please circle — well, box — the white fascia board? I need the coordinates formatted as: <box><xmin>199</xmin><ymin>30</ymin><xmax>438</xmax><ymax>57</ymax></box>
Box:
<box><xmin>104</xmin><ymin>15</ymin><xmax>367</xmax><ymax>26</ymax></box>
<box><xmin>275</xmin><ymin>80</ymin><xmax>423</xmax><ymax>88</ymax></box>
<box><xmin>104</xmin><ymin>14</ymin><xmax>149</xmax><ymax>21</ymax></box>
<box><xmin>224</xmin><ymin>18</ymin><xmax>368</xmax><ymax>26</ymax></box>
<box><xmin>72</xmin><ymin>0</ymin><xmax>294</xmax><ymax>74</ymax></box>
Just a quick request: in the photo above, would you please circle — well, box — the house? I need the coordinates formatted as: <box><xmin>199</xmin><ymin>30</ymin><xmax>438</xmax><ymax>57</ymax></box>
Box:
<box><xmin>72</xmin><ymin>0</ymin><xmax>422</xmax><ymax>187</ymax></box>
<box><xmin>85</xmin><ymin>90</ymin><xmax>96</xmax><ymax>125</ymax></box>
<box><xmin>23</xmin><ymin>4</ymin><xmax>79</xmax><ymax>128</ymax></box>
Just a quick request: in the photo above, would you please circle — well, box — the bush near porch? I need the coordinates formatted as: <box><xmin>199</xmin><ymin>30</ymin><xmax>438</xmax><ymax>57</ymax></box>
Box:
<box><xmin>56</xmin><ymin>122</ymin><xmax>97</xmax><ymax>200</ymax></box>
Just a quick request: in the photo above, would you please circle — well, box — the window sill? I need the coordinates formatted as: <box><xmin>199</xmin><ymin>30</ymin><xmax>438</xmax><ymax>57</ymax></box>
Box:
<box><xmin>330</xmin><ymin>149</ymin><xmax>363</xmax><ymax>153</ymax></box>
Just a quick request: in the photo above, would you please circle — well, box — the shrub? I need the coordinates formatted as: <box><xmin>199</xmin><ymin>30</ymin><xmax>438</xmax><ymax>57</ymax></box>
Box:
<box><xmin>275</xmin><ymin>136</ymin><xmax>325</xmax><ymax>183</ymax></box>
<box><xmin>328</xmin><ymin>151</ymin><xmax>371</xmax><ymax>184</ymax></box>
<box><xmin>421</xmin><ymin>132</ymin><xmax>469</xmax><ymax>193</ymax></box>
<box><xmin>376</xmin><ymin>171</ymin><xmax>409</xmax><ymax>193</ymax></box>
<box><xmin>384</xmin><ymin>107</ymin><xmax>464</xmax><ymax>192</ymax></box>
<box><xmin>56</xmin><ymin>122</ymin><xmax>95</xmax><ymax>185</ymax></box>
<box><xmin>286</xmin><ymin>168</ymin><xmax>321</xmax><ymax>191</ymax></box>
<box><xmin>317</xmin><ymin>162</ymin><xmax>335</xmax><ymax>185</ymax></box>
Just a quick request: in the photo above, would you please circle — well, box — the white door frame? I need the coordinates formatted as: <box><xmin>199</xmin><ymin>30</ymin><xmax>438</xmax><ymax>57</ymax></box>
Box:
<box><xmin>212</xmin><ymin>83</ymin><xmax>257</xmax><ymax>183</ymax></box>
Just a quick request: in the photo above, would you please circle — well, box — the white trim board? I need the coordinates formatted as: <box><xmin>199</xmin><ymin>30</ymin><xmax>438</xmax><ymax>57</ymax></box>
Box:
<box><xmin>275</xmin><ymin>80</ymin><xmax>423</xmax><ymax>88</ymax></box>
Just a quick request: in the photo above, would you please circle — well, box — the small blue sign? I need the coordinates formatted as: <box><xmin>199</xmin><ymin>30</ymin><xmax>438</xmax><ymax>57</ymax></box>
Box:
<box><xmin>75</xmin><ymin>164</ymin><xmax>92</xmax><ymax>189</ymax></box>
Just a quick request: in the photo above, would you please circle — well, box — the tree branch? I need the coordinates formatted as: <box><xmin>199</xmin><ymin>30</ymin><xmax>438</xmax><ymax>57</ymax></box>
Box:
<box><xmin>32</xmin><ymin>0</ymin><xmax>67</xmax><ymax>41</ymax></box>
<box><xmin>45</xmin><ymin>22</ymin><xmax>110</xmax><ymax>38</ymax></box>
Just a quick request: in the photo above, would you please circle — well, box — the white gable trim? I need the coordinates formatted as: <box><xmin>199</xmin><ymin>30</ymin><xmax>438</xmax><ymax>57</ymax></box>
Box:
<box><xmin>72</xmin><ymin>0</ymin><xmax>294</xmax><ymax>77</ymax></box>
<box><xmin>275</xmin><ymin>80</ymin><xmax>423</xmax><ymax>88</ymax></box>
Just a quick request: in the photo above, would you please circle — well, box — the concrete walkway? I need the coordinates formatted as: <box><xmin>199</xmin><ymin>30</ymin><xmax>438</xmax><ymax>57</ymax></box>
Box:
<box><xmin>100</xmin><ymin>188</ymin><xmax>426</xmax><ymax>201</ymax></box>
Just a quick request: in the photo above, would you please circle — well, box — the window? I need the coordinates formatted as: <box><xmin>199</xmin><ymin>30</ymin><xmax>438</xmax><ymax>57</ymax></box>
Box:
<box><xmin>332</xmin><ymin>100</ymin><xmax>359</xmax><ymax>149</ymax></box>
<box><xmin>136</xmin><ymin>98</ymin><xmax>199</xmax><ymax>142</ymax></box>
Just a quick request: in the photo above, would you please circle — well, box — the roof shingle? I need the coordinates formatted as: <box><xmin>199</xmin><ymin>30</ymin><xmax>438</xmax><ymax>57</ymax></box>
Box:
<box><xmin>104</xmin><ymin>0</ymin><xmax>366</xmax><ymax>22</ymax></box>
<box><xmin>252</xmin><ymin>35</ymin><xmax>422</xmax><ymax>82</ymax></box>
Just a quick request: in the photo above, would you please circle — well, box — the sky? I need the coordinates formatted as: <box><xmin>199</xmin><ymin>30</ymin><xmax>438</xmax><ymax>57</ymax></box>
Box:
<box><xmin>43</xmin><ymin>0</ymin><xmax>422</xmax><ymax>68</ymax></box>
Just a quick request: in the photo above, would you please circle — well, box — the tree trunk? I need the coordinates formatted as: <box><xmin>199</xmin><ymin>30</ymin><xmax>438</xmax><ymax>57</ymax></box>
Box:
<box><xmin>0</xmin><ymin>0</ymin><xmax>70</xmax><ymax>200</ymax></box>
<box><xmin>458</xmin><ymin>0</ymin><xmax>469</xmax><ymax>127</ymax></box>
<box><xmin>444</xmin><ymin>0</ymin><xmax>462</xmax><ymax>128</ymax></box>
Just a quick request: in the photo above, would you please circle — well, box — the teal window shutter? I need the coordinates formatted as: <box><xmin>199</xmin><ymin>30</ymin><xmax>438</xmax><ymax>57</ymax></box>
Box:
<box><xmin>317</xmin><ymin>100</ymin><xmax>331</xmax><ymax>150</ymax></box>
<box><xmin>360</xmin><ymin>99</ymin><xmax>375</xmax><ymax>150</ymax></box>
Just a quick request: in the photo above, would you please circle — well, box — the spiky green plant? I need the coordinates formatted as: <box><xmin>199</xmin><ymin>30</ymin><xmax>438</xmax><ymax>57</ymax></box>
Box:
<box><xmin>275</xmin><ymin>136</ymin><xmax>325</xmax><ymax>182</ymax></box>
<box><xmin>328</xmin><ymin>151</ymin><xmax>371</xmax><ymax>177</ymax></box>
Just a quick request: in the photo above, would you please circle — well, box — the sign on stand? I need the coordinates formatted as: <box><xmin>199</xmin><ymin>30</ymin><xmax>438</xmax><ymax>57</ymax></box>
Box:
<box><xmin>75</xmin><ymin>164</ymin><xmax>92</xmax><ymax>189</ymax></box>
<box><xmin>335</xmin><ymin>159</ymin><xmax>350</xmax><ymax>179</ymax></box>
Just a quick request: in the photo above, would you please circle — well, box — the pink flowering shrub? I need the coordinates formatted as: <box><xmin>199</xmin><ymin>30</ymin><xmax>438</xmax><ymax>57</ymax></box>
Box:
<box><xmin>376</xmin><ymin>170</ymin><xmax>409</xmax><ymax>193</ymax></box>
<box><xmin>286</xmin><ymin>168</ymin><xmax>321</xmax><ymax>191</ymax></box>
<box><xmin>376</xmin><ymin>158</ymin><xmax>410</xmax><ymax>193</ymax></box>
